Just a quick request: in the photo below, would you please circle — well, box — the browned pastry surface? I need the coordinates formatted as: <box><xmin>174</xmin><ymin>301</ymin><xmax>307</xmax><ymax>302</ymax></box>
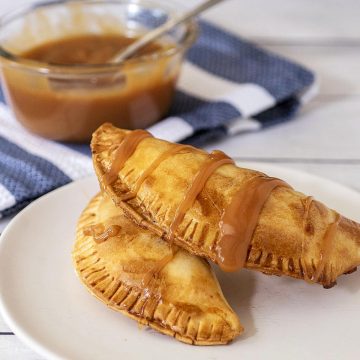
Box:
<box><xmin>72</xmin><ymin>193</ymin><xmax>243</xmax><ymax>345</ymax></box>
<box><xmin>91</xmin><ymin>123</ymin><xmax>360</xmax><ymax>288</ymax></box>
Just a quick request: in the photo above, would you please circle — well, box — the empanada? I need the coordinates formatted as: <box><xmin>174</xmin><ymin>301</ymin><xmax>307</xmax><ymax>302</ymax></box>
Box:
<box><xmin>91</xmin><ymin>124</ymin><xmax>360</xmax><ymax>288</ymax></box>
<box><xmin>72</xmin><ymin>193</ymin><xmax>243</xmax><ymax>345</ymax></box>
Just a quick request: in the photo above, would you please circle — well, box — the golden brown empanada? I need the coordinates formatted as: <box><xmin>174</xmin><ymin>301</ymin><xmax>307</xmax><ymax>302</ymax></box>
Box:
<box><xmin>72</xmin><ymin>193</ymin><xmax>243</xmax><ymax>345</ymax></box>
<box><xmin>91</xmin><ymin>124</ymin><xmax>360</xmax><ymax>288</ymax></box>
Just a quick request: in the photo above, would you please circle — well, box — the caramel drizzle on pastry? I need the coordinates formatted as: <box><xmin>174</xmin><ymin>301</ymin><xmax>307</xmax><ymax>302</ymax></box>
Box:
<box><xmin>103</xmin><ymin>129</ymin><xmax>152</xmax><ymax>185</ymax></box>
<box><xmin>312</xmin><ymin>213</ymin><xmax>341</xmax><ymax>283</ymax></box>
<box><xmin>121</xmin><ymin>144</ymin><xmax>191</xmax><ymax>201</ymax></box>
<box><xmin>168</xmin><ymin>150</ymin><xmax>234</xmax><ymax>242</ymax></box>
<box><xmin>216</xmin><ymin>176</ymin><xmax>291</xmax><ymax>272</ymax></box>
<box><xmin>141</xmin><ymin>249</ymin><xmax>178</xmax><ymax>288</ymax></box>
<box><xmin>300</xmin><ymin>197</ymin><xmax>341</xmax><ymax>283</ymax></box>
<box><xmin>134</xmin><ymin>144</ymin><xmax>191</xmax><ymax>194</ymax></box>
<box><xmin>140</xmin><ymin>249</ymin><xmax>180</xmax><ymax>315</ymax></box>
<box><xmin>301</xmin><ymin>196</ymin><xmax>314</xmax><ymax>282</ymax></box>
<box><xmin>83</xmin><ymin>224</ymin><xmax>121</xmax><ymax>243</ymax></box>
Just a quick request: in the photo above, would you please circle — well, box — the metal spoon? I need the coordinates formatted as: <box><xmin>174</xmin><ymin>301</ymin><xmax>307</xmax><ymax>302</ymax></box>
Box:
<box><xmin>110</xmin><ymin>0</ymin><xmax>226</xmax><ymax>64</ymax></box>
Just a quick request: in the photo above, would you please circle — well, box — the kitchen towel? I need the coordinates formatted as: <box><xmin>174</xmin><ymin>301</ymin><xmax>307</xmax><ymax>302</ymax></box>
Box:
<box><xmin>0</xmin><ymin>21</ymin><xmax>316</xmax><ymax>217</ymax></box>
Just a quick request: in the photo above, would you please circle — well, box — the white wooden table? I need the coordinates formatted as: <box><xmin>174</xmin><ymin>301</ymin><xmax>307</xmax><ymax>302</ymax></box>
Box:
<box><xmin>1</xmin><ymin>0</ymin><xmax>360</xmax><ymax>358</ymax></box>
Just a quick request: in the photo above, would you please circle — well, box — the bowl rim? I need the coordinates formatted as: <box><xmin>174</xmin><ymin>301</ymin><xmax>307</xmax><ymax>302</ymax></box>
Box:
<box><xmin>0</xmin><ymin>0</ymin><xmax>198</xmax><ymax>75</ymax></box>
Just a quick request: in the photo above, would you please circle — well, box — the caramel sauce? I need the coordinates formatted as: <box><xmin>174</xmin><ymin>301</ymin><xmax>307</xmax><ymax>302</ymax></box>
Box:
<box><xmin>133</xmin><ymin>144</ymin><xmax>191</xmax><ymax>195</ymax></box>
<box><xmin>312</xmin><ymin>213</ymin><xmax>341</xmax><ymax>282</ymax></box>
<box><xmin>121</xmin><ymin>144</ymin><xmax>191</xmax><ymax>201</ymax></box>
<box><xmin>3</xmin><ymin>34</ymin><xmax>178</xmax><ymax>142</ymax></box>
<box><xmin>139</xmin><ymin>249</ymin><xmax>177</xmax><ymax>316</ymax></box>
<box><xmin>168</xmin><ymin>150</ymin><xmax>234</xmax><ymax>242</ymax></box>
<box><xmin>301</xmin><ymin>196</ymin><xmax>313</xmax><ymax>282</ymax></box>
<box><xmin>83</xmin><ymin>224</ymin><xmax>121</xmax><ymax>243</ymax></box>
<box><xmin>21</xmin><ymin>34</ymin><xmax>162</xmax><ymax>65</ymax></box>
<box><xmin>216</xmin><ymin>176</ymin><xmax>291</xmax><ymax>272</ymax></box>
<box><xmin>141</xmin><ymin>251</ymin><xmax>175</xmax><ymax>288</ymax></box>
<box><xmin>300</xmin><ymin>197</ymin><xmax>341</xmax><ymax>283</ymax></box>
<box><xmin>103</xmin><ymin>130</ymin><xmax>152</xmax><ymax>185</ymax></box>
<box><xmin>302</xmin><ymin>196</ymin><xmax>314</xmax><ymax>231</ymax></box>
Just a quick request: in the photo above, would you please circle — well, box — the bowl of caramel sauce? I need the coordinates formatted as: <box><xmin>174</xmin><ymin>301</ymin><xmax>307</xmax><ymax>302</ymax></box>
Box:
<box><xmin>0</xmin><ymin>0</ymin><xmax>197</xmax><ymax>142</ymax></box>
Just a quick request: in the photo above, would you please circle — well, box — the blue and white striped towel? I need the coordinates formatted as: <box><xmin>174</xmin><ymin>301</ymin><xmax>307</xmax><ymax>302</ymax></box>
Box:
<box><xmin>0</xmin><ymin>21</ymin><xmax>316</xmax><ymax>217</ymax></box>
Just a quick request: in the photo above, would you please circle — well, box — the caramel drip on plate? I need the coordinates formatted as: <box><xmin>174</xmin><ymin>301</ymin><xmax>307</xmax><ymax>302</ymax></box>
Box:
<box><xmin>301</xmin><ymin>196</ymin><xmax>313</xmax><ymax>282</ymax></box>
<box><xmin>216</xmin><ymin>176</ymin><xmax>291</xmax><ymax>272</ymax></box>
<box><xmin>83</xmin><ymin>224</ymin><xmax>121</xmax><ymax>243</ymax></box>
<box><xmin>103</xmin><ymin>130</ymin><xmax>152</xmax><ymax>185</ymax></box>
<box><xmin>120</xmin><ymin>144</ymin><xmax>191</xmax><ymax>201</ymax></box>
<box><xmin>168</xmin><ymin>150</ymin><xmax>234</xmax><ymax>242</ymax></box>
<box><xmin>312</xmin><ymin>213</ymin><xmax>341</xmax><ymax>282</ymax></box>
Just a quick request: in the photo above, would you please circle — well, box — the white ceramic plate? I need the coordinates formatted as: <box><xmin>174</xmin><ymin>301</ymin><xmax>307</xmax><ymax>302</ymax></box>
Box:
<box><xmin>1</xmin><ymin>163</ymin><xmax>360</xmax><ymax>360</ymax></box>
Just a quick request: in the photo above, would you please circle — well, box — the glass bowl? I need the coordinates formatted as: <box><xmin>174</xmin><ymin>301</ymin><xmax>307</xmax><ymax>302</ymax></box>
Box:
<box><xmin>0</xmin><ymin>0</ymin><xmax>197</xmax><ymax>142</ymax></box>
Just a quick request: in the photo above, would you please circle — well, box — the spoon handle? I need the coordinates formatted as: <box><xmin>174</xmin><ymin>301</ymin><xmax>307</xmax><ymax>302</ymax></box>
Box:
<box><xmin>110</xmin><ymin>0</ymin><xmax>226</xmax><ymax>63</ymax></box>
